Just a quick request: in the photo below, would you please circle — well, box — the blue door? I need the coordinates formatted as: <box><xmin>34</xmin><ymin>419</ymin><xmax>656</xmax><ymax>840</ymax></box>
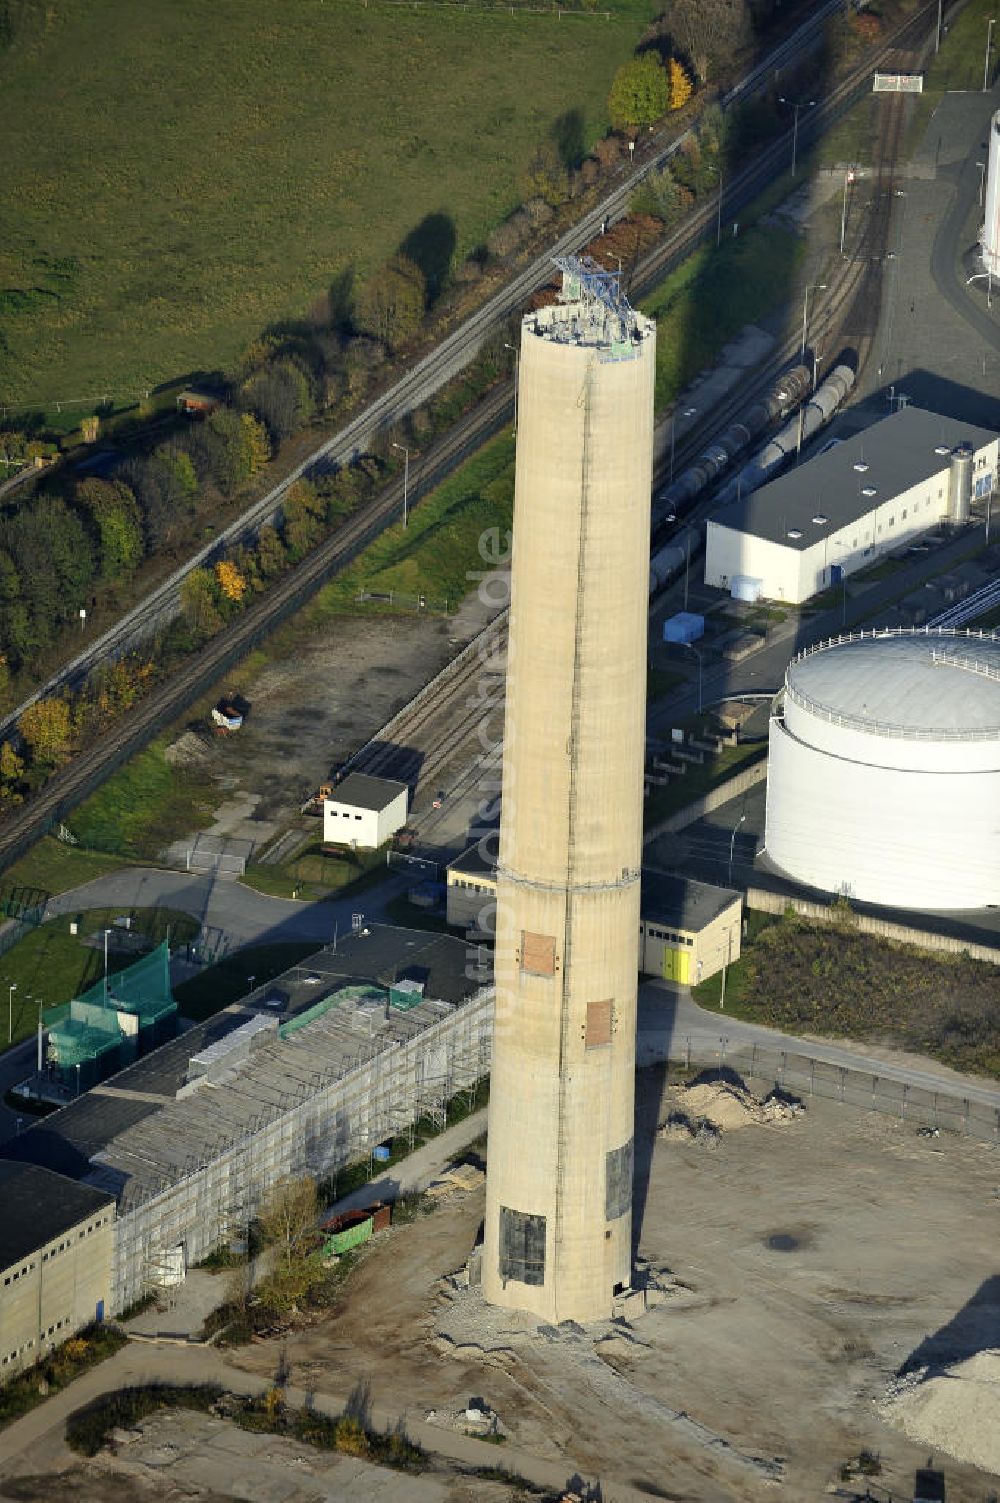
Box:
<box><xmin>830</xmin><ymin>563</ymin><xmax>843</xmax><ymax>584</ymax></box>
<box><xmin>95</xmin><ymin>1300</ymin><xmax>104</xmax><ymax>1323</ymax></box>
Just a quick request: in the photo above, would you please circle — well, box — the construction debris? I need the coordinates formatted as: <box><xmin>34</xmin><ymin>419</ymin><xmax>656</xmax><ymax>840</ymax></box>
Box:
<box><xmin>659</xmin><ymin>1074</ymin><xmax>804</xmax><ymax>1143</ymax></box>
<box><xmin>425</xmin><ymin>1160</ymin><xmax>486</xmax><ymax>1203</ymax></box>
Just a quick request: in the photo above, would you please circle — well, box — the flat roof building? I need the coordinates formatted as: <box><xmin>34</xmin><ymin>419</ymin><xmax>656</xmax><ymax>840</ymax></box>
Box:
<box><xmin>0</xmin><ymin>1162</ymin><xmax>114</xmax><ymax>1381</ymax></box>
<box><xmin>323</xmin><ymin>773</ymin><xmax>408</xmax><ymax>850</ymax></box>
<box><xmin>705</xmin><ymin>407</ymin><xmax>998</xmax><ymax>604</ymax></box>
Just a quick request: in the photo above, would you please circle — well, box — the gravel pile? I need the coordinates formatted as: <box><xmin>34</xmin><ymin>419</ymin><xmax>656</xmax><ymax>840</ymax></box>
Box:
<box><xmin>880</xmin><ymin>1350</ymin><xmax>1000</xmax><ymax>1473</ymax></box>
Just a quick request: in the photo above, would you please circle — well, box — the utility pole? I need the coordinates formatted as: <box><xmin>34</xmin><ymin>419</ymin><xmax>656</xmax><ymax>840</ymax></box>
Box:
<box><xmin>840</xmin><ymin>167</ymin><xmax>856</xmax><ymax>256</ymax></box>
<box><xmin>986</xmin><ymin>17</ymin><xmax>996</xmax><ymax>93</ymax></box>
<box><xmin>936</xmin><ymin>0</ymin><xmax>943</xmax><ymax>52</ymax></box>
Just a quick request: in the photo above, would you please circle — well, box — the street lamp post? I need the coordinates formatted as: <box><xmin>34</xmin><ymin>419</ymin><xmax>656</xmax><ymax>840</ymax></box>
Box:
<box><xmin>728</xmin><ymin>812</ymin><xmax>747</xmax><ymax>888</ymax></box>
<box><xmin>7</xmin><ymin>982</ymin><xmax>16</xmax><ymax>1045</ymax></box>
<box><xmin>779</xmin><ymin>96</ymin><xmax>815</xmax><ymax>178</ymax></box>
<box><xmin>682</xmin><ymin>641</ymin><xmax>703</xmax><ymax>714</ymax></box>
<box><xmin>391</xmin><ymin>442</ymin><xmax>409</xmax><ymax>528</ymax></box>
<box><xmin>936</xmin><ymin>0</ymin><xmax>943</xmax><ymax>52</ymax></box>
<box><xmin>840</xmin><ymin>166</ymin><xmax>856</xmax><ymax>256</ymax></box>
<box><xmin>103</xmin><ymin>928</ymin><xmax>112</xmax><ymax>1005</ymax></box>
<box><xmin>800</xmin><ymin>281</ymin><xmax>826</xmax><ymax>362</ymax></box>
<box><xmin>668</xmin><ymin>406</ymin><xmax>697</xmax><ymax>485</ymax></box>
<box><xmin>986</xmin><ymin>17</ymin><xmax>996</xmax><ymax>92</ymax></box>
<box><xmin>504</xmin><ymin>342</ymin><xmax>518</xmax><ymax>437</ymax></box>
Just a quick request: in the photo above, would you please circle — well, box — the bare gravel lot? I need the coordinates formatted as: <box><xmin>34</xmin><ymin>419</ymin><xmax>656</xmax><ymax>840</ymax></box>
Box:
<box><xmin>224</xmin><ymin>1072</ymin><xmax>1000</xmax><ymax>1502</ymax></box>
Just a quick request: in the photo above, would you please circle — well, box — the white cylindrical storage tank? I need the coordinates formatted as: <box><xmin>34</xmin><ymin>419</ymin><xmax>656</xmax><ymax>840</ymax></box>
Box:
<box><xmin>765</xmin><ymin>630</ymin><xmax>1000</xmax><ymax>910</ymax></box>
<box><xmin>983</xmin><ymin>109</ymin><xmax>1000</xmax><ymax>276</ymax></box>
<box><xmin>948</xmin><ymin>443</ymin><xmax>973</xmax><ymax>523</ymax></box>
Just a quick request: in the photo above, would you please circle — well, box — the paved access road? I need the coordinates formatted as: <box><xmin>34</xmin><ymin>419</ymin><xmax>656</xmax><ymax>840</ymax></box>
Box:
<box><xmin>639</xmin><ymin>982</ymin><xmax>1000</xmax><ymax>1113</ymax></box>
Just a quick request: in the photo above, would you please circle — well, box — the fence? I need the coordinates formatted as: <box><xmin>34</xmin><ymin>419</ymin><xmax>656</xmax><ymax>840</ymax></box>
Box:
<box><xmin>647</xmin><ymin>1034</ymin><xmax>1000</xmax><ymax>1149</ymax></box>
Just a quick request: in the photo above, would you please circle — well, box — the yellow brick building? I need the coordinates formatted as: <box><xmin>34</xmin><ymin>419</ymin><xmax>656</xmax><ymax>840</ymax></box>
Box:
<box><xmin>0</xmin><ymin>1162</ymin><xmax>115</xmax><ymax>1380</ymax></box>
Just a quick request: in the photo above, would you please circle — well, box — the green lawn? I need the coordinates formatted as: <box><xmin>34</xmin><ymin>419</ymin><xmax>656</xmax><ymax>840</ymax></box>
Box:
<box><xmin>641</xmin><ymin>226</ymin><xmax>805</xmax><ymax>412</ymax></box>
<box><xmin>0</xmin><ymin>838</ymin><xmax>142</xmax><ymax>898</ymax></box>
<box><xmin>644</xmin><ymin>742</ymin><xmax>767</xmax><ymax>828</ymax></box>
<box><xmin>174</xmin><ymin>942</ymin><xmax>320</xmax><ymax>1021</ymax></box>
<box><xmin>0</xmin><ymin>906</ymin><xmax>198</xmax><ymax>1046</ymax></box>
<box><xmin>241</xmin><ymin>844</ymin><xmax>386</xmax><ymax>901</ymax></box>
<box><xmin>65</xmin><ymin>742</ymin><xmax>215</xmax><ymax>860</ymax></box>
<box><xmin>0</xmin><ymin>0</ymin><xmax>651</xmax><ymax>409</ymax></box>
<box><xmin>308</xmin><ymin>433</ymin><xmax>515</xmax><ymax>619</ymax></box>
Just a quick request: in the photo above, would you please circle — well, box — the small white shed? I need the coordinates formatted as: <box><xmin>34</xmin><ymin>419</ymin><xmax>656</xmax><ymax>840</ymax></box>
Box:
<box><xmin>323</xmin><ymin>773</ymin><xmax>408</xmax><ymax>850</ymax></box>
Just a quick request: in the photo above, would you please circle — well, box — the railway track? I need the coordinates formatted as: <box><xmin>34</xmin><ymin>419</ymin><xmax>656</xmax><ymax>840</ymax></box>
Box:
<box><xmin>0</xmin><ymin>0</ymin><xmax>946</xmax><ymax>870</ymax></box>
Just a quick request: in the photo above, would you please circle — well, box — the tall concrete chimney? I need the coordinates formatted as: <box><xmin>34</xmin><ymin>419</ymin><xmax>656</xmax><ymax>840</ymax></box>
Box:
<box><xmin>483</xmin><ymin>259</ymin><xmax>656</xmax><ymax>1323</ymax></box>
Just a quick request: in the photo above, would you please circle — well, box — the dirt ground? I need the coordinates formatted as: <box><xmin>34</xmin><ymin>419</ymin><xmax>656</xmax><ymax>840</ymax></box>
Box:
<box><xmin>160</xmin><ymin>612</ymin><xmax>462</xmax><ymax>866</ymax></box>
<box><xmin>224</xmin><ymin>1071</ymin><xmax>1000</xmax><ymax>1503</ymax></box>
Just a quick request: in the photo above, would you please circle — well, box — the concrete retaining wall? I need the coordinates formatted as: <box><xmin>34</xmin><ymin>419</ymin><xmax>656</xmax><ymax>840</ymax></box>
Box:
<box><xmin>643</xmin><ymin>753</ymin><xmax>768</xmax><ymax>841</ymax></box>
<box><xmin>746</xmin><ymin>887</ymin><xmax>1000</xmax><ymax>966</ymax></box>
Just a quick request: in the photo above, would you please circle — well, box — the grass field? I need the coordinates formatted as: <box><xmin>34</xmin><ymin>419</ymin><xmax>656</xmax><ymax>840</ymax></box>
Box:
<box><xmin>644</xmin><ymin>742</ymin><xmax>767</xmax><ymax>828</ymax></box>
<box><xmin>66</xmin><ymin>742</ymin><xmax>216</xmax><ymax>859</ymax></box>
<box><xmin>241</xmin><ymin>844</ymin><xmax>385</xmax><ymax>901</ymax></box>
<box><xmin>691</xmin><ymin>907</ymin><xmax>1000</xmax><ymax>1080</ymax></box>
<box><xmin>1</xmin><ymin>838</ymin><xmax>143</xmax><ymax>897</ymax></box>
<box><xmin>0</xmin><ymin>0</ymin><xmax>651</xmax><ymax>409</ymax></box>
<box><xmin>641</xmin><ymin>226</ymin><xmax>805</xmax><ymax>412</ymax></box>
<box><xmin>0</xmin><ymin>906</ymin><xmax>198</xmax><ymax>1047</ymax></box>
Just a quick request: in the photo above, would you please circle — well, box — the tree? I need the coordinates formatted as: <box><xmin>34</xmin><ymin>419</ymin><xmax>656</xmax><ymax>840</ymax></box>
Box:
<box><xmin>242</xmin><ymin>359</ymin><xmax>314</xmax><ymax>444</ymax></box>
<box><xmin>281</xmin><ymin>479</ymin><xmax>325</xmax><ymax>559</ymax></box>
<box><xmin>357</xmin><ymin>256</ymin><xmax>426</xmax><ymax>348</ymax></box>
<box><xmin>519</xmin><ymin>141</ymin><xmax>569</xmax><ymax>208</ymax></box>
<box><xmin>631</xmin><ymin>163</ymin><xmax>683</xmax><ymax>224</ymax></box>
<box><xmin>254</xmin><ymin>524</ymin><xmax>287</xmax><ymax>581</ymax></box>
<box><xmin>668</xmin><ymin>57</ymin><xmax>693</xmax><ymax>110</ymax></box>
<box><xmin>258</xmin><ymin>1177</ymin><xmax>319</xmax><ymax>1273</ymax></box>
<box><xmin>664</xmin><ymin>0</ymin><xmax>751</xmax><ymax>82</ymax></box>
<box><xmin>607</xmin><ymin>54</ymin><xmax>670</xmax><ymax>133</ymax></box>
<box><xmin>180</xmin><ymin>568</ymin><xmax>223</xmax><ymax>639</ymax></box>
<box><xmin>75</xmin><ymin>478</ymin><xmax>143</xmax><ymax>577</ymax></box>
<box><xmin>215</xmin><ymin>559</ymin><xmax>247</xmax><ymax>604</ymax></box>
<box><xmin>0</xmin><ymin>741</ymin><xmax>24</xmax><ymax>802</ymax></box>
<box><xmin>18</xmin><ymin>697</ymin><xmax>72</xmax><ymax>767</ymax></box>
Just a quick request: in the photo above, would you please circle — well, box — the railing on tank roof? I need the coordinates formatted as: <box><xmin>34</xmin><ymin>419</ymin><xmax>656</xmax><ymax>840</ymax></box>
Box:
<box><xmin>782</xmin><ymin>627</ymin><xmax>1000</xmax><ymax>741</ymax></box>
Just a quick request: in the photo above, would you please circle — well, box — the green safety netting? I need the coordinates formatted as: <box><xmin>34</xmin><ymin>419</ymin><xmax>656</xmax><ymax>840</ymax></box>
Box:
<box><xmin>77</xmin><ymin>940</ymin><xmax>175</xmax><ymax>1022</ymax></box>
<box><xmin>46</xmin><ymin>942</ymin><xmax>177</xmax><ymax>1083</ymax></box>
<box><xmin>279</xmin><ymin>984</ymin><xmax>386</xmax><ymax>1040</ymax></box>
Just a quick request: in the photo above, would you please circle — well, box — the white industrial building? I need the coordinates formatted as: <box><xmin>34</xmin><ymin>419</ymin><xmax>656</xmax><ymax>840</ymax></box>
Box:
<box><xmin>765</xmin><ymin>629</ymin><xmax>1000</xmax><ymax>910</ymax></box>
<box><xmin>705</xmin><ymin>407</ymin><xmax>997</xmax><ymax>604</ymax></box>
<box><xmin>323</xmin><ymin>772</ymin><xmax>408</xmax><ymax>849</ymax></box>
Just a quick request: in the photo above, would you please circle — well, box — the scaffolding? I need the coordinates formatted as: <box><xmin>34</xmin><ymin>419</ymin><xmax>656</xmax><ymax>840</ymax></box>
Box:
<box><xmin>105</xmin><ymin>980</ymin><xmax>493</xmax><ymax>1311</ymax></box>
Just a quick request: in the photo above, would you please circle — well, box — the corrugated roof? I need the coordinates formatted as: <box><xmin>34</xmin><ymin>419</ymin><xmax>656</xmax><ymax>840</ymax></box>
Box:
<box><xmin>710</xmin><ymin>406</ymin><xmax>996</xmax><ymax>550</ymax></box>
<box><xmin>787</xmin><ymin>630</ymin><xmax>1000</xmax><ymax>735</ymax></box>
<box><xmin>641</xmin><ymin>872</ymin><xmax>741</xmax><ymax>933</ymax></box>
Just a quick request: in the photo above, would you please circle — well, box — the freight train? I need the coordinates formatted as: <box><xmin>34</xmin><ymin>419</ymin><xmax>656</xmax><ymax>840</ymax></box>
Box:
<box><xmin>652</xmin><ymin>363</ymin><xmax>811</xmax><ymax>532</ymax></box>
<box><xmin>713</xmin><ymin>363</ymin><xmax>856</xmax><ymax>507</ymax></box>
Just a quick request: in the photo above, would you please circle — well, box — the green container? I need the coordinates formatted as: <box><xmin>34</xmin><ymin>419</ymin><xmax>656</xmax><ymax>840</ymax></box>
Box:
<box><xmin>323</xmin><ymin>1215</ymin><xmax>373</xmax><ymax>1256</ymax></box>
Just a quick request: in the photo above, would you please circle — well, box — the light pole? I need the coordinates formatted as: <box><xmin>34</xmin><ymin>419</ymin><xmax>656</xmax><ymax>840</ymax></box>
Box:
<box><xmin>391</xmin><ymin>442</ymin><xmax>409</xmax><ymax>528</ymax></box>
<box><xmin>985</xmin><ymin>17</ymin><xmax>996</xmax><ymax>92</ymax></box>
<box><xmin>103</xmin><ymin>928</ymin><xmax>112</xmax><ymax>1005</ymax></box>
<box><xmin>682</xmin><ymin>641</ymin><xmax>703</xmax><ymax>714</ymax></box>
<box><xmin>668</xmin><ymin>406</ymin><xmax>697</xmax><ymax>485</ymax></box>
<box><xmin>728</xmin><ymin>812</ymin><xmax>747</xmax><ymax>887</ymax></box>
<box><xmin>7</xmin><ymin>982</ymin><xmax>15</xmax><ymax>1045</ymax></box>
<box><xmin>707</xmin><ymin>165</ymin><xmax>723</xmax><ymax>246</ymax></box>
<box><xmin>779</xmin><ymin>96</ymin><xmax>815</xmax><ymax>178</ymax></box>
<box><xmin>936</xmin><ymin>0</ymin><xmax>943</xmax><ymax>52</ymax></box>
<box><xmin>840</xmin><ymin>166</ymin><xmax>856</xmax><ymax>256</ymax></box>
<box><xmin>504</xmin><ymin>342</ymin><xmax>518</xmax><ymax>436</ymax></box>
<box><xmin>800</xmin><ymin>281</ymin><xmax>826</xmax><ymax>362</ymax></box>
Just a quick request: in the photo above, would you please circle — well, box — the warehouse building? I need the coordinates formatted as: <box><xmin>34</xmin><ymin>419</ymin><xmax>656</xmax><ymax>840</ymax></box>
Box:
<box><xmin>2</xmin><ymin>928</ymin><xmax>491</xmax><ymax>1315</ymax></box>
<box><xmin>704</xmin><ymin>407</ymin><xmax>998</xmax><ymax>604</ymax></box>
<box><xmin>446</xmin><ymin>847</ymin><xmax>741</xmax><ymax>984</ymax></box>
<box><xmin>0</xmin><ymin>1163</ymin><xmax>114</xmax><ymax>1379</ymax></box>
<box><xmin>765</xmin><ymin>628</ymin><xmax>1000</xmax><ymax>909</ymax></box>
<box><xmin>323</xmin><ymin>773</ymin><xmax>408</xmax><ymax>849</ymax></box>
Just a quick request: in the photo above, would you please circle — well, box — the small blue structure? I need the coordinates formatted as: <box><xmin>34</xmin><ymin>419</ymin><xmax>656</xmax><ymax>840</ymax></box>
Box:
<box><xmin>663</xmin><ymin>611</ymin><xmax>705</xmax><ymax>645</ymax></box>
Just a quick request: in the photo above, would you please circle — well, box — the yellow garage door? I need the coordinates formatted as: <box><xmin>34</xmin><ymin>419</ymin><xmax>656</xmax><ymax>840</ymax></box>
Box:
<box><xmin>662</xmin><ymin>946</ymin><xmax>690</xmax><ymax>984</ymax></box>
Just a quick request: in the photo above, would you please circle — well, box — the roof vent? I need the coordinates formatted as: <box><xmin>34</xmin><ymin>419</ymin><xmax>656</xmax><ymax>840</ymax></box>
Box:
<box><xmin>853</xmin><ymin>461</ymin><xmax>869</xmax><ymax>473</ymax></box>
<box><xmin>861</xmin><ymin>486</ymin><xmax>877</xmax><ymax>497</ymax></box>
<box><xmin>812</xmin><ymin>513</ymin><xmax>828</xmax><ymax>525</ymax></box>
<box><xmin>787</xmin><ymin>528</ymin><xmax>803</xmax><ymax>539</ymax></box>
<box><xmin>933</xmin><ymin>444</ymin><xmax>950</xmax><ymax>456</ymax></box>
